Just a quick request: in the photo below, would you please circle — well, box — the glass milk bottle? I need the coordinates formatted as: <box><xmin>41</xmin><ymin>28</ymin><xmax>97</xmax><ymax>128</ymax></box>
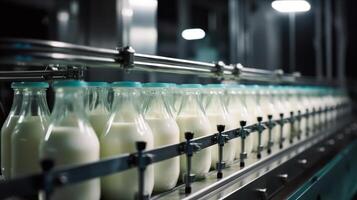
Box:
<box><xmin>278</xmin><ymin>87</ymin><xmax>292</xmax><ymax>140</ymax></box>
<box><xmin>259</xmin><ymin>86</ymin><xmax>278</xmax><ymax>146</ymax></box>
<box><xmin>287</xmin><ymin>87</ymin><xmax>299</xmax><ymax>140</ymax></box>
<box><xmin>1</xmin><ymin>82</ymin><xmax>25</xmax><ymax>179</ymax></box>
<box><xmin>40</xmin><ymin>80</ymin><xmax>100</xmax><ymax>200</ymax></box>
<box><xmin>87</xmin><ymin>82</ymin><xmax>110</xmax><ymax>138</ymax></box>
<box><xmin>176</xmin><ymin>84</ymin><xmax>211</xmax><ymax>179</ymax></box>
<box><xmin>101</xmin><ymin>82</ymin><xmax>154</xmax><ymax>200</ymax></box>
<box><xmin>204</xmin><ymin>84</ymin><xmax>236</xmax><ymax>168</ymax></box>
<box><xmin>310</xmin><ymin>88</ymin><xmax>321</xmax><ymax>131</ymax></box>
<box><xmin>272</xmin><ymin>87</ymin><xmax>289</xmax><ymax>143</ymax></box>
<box><xmin>11</xmin><ymin>82</ymin><xmax>50</xmax><ymax>178</ymax></box>
<box><xmin>240</xmin><ymin>85</ymin><xmax>255</xmax><ymax>153</ymax></box>
<box><xmin>142</xmin><ymin>83</ymin><xmax>180</xmax><ymax>192</ymax></box>
<box><xmin>165</xmin><ymin>83</ymin><xmax>178</xmax><ymax>118</ymax></box>
<box><xmin>226</xmin><ymin>85</ymin><xmax>253</xmax><ymax>158</ymax></box>
<box><xmin>246</xmin><ymin>85</ymin><xmax>267</xmax><ymax>150</ymax></box>
<box><xmin>296</xmin><ymin>87</ymin><xmax>307</xmax><ymax>137</ymax></box>
<box><xmin>303</xmin><ymin>87</ymin><xmax>315</xmax><ymax>135</ymax></box>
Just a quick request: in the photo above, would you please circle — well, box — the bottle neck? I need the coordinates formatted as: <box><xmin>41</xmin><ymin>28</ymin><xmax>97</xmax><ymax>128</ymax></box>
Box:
<box><xmin>143</xmin><ymin>88</ymin><xmax>173</xmax><ymax>119</ymax></box>
<box><xmin>205</xmin><ymin>90</ymin><xmax>226</xmax><ymax>113</ymax></box>
<box><xmin>177</xmin><ymin>89</ymin><xmax>205</xmax><ymax>117</ymax></box>
<box><xmin>51</xmin><ymin>88</ymin><xmax>86</xmax><ymax>122</ymax></box>
<box><xmin>10</xmin><ymin>88</ymin><xmax>24</xmax><ymax>116</ymax></box>
<box><xmin>112</xmin><ymin>88</ymin><xmax>142</xmax><ymax>116</ymax></box>
<box><xmin>20</xmin><ymin>88</ymin><xmax>50</xmax><ymax>118</ymax></box>
<box><xmin>88</xmin><ymin>87</ymin><xmax>108</xmax><ymax>114</ymax></box>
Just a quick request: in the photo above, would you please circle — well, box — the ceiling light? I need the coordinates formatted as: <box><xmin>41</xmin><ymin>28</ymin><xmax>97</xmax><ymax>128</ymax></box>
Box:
<box><xmin>181</xmin><ymin>28</ymin><xmax>206</xmax><ymax>40</ymax></box>
<box><xmin>272</xmin><ymin>0</ymin><xmax>311</xmax><ymax>13</ymax></box>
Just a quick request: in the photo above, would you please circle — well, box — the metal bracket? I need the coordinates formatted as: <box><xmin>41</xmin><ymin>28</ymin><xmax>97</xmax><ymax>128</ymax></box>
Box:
<box><xmin>40</xmin><ymin>159</ymin><xmax>55</xmax><ymax>200</ymax></box>
<box><xmin>134</xmin><ymin>141</ymin><xmax>152</xmax><ymax>200</ymax></box>
<box><xmin>238</xmin><ymin>121</ymin><xmax>249</xmax><ymax>167</ymax></box>
<box><xmin>183</xmin><ymin>132</ymin><xmax>196</xmax><ymax>194</ymax></box>
<box><xmin>266</xmin><ymin>115</ymin><xmax>275</xmax><ymax>154</ymax></box>
<box><xmin>296</xmin><ymin>110</ymin><xmax>302</xmax><ymax>140</ymax></box>
<box><xmin>255</xmin><ymin>117</ymin><xmax>266</xmax><ymax>159</ymax></box>
<box><xmin>289</xmin><ymin>111</ymin><xmax>295</xmax><ymax>144</ymax></box>
<box><xmin>212</xmin><ymin>61</ymin><xmax>225</xmax><ymax>77</ymax></box>
<box><xmin>305</xmin><ymin>108</ymin><xmax>310</xmax><ymax>137</ymax></box>
<box><xmin>216</xmin><ymin>125</ymin><xmax>227</xmax><ymax>179</ymax></box>
<box><xmin>117</xmin><ymin>46</ymin><xmax>135</xmax><ymax>70</ymax></box>
<box><xmin>279</xmin><ymin>113</ymin><xmax>285</xmax><ymax>149</ymax></box>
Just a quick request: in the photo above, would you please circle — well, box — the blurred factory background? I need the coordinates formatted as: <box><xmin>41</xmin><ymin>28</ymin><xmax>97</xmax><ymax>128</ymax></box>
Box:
<box><xmin>0</xmin><ymin>0</ymin><xmax>356</xmax><ymax>82</ymax></box>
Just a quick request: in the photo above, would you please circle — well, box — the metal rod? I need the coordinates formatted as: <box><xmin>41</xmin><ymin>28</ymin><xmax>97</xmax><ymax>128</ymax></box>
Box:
<box><xmin>306</xmin><ymin>108</ymin><xmax>310</xmax><ymax>137</ymax></box>
<box><xmin>289</xmin><ymin>111</ymin><xmax>295</xmax><ymax>144</ymax></box>
<box><xmin>239</xmin><ymin>121</ymin><xmax>248</xmax><ymax>168</ymax></box>
<box><xmin>216</xmin><ymin>125</ymin><xmax>226</xmax><ymax>179</ymax></box>
<box><xmin>256</xmin><ymin>117</ymin><xmax>264</xmax><ymax>159</ymax></box>
<box><xmin>0</xmin><ymin>38</ymin><xmax>309</xmax><ymax>83</ymax></box>
<box><xmin>297</xmin><ymin>110</ymin><xmax>302</xmax><ymax>140</ymax></box>
<box><xmin>267</xmin><ymin>115</ymin><xmax>274</xmax><ymax>154</ymax></box>
<box><xmin>279</xmin><ymin>113</ymin><xmax>285</xmax><ymax>149</ymax></box>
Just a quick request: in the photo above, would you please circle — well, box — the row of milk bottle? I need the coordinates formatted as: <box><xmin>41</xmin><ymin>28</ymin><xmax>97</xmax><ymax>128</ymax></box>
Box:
<box><xmin>0</xmin><ymin>81</ymin><xmax>350</xmax><ymax>200</ymax></box>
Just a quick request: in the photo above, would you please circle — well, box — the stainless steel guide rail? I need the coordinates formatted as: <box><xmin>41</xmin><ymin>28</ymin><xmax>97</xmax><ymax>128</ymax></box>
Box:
<box><xmin>0</xmin><ymin>38</ymin><xmax>300</xmax><ymax>82</ymax></box>
<box><xmin>0</xmin><ymin>104</ymin><xmax>350</xmax><ymax>200</ymax></box>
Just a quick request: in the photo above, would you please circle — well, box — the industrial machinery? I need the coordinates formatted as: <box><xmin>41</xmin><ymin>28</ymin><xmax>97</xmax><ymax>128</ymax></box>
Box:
<box><xmin>0</xmin><ymin>38</ymin><xmax>356</xmax><ymax>200</ymax></box>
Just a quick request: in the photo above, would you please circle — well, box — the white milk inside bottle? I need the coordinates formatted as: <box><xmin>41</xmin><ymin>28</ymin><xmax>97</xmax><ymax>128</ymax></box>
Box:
<box><xmin>176</xmin><ymin>84</ymin><xmax>211</xmax><ymax>179</ymax></box>
<box><xmin>247</xmin><ymin>85</ymin><xmax>267</xmax><ymax>151</ymax></box>
<box><xmin>40</xmin><ymin>80</ymin><xmax>100</xmax><ymax>200</ymax></box>
<box><xmin>86</xmin><ymin>82</ymin><xmax>110</xmax><ymax>138</ymax></box>
<box><xmin>296</xmin><ymin>87</ymin><xmax>307</xmax><ymax>137</ymax></box>
<box><xmin>226</xmin><ymin>85</ymin><xmax>252</xmax><ymax>159</ymax></box>
<box><xmin>1</xmin><ymin>83</ymin><xmax>24</xmax><ymax>179</ymax></box>
<box><xmin>204</xmin><ymin>84</ymin><xmax>235</xmax><ymax>168</ymax></box>
<box><xmin>287</xmin><ymin>87</ymin><xmax>300</xmax><ymax>140</ymax></box>
<box><xmin>259</xmin><ymin>86</ymin><xmax>277</xmax><ymax>147</ymax></box>
<box><xmin>100</xmin><ymin>81</ymin><xmax>154</xmax><ymax>200</ymax></box>
<box><xmin>240</xmin><ymin>86</ymin><xmax>255</xmax><ymax>153</ymax></box>
<box><xmin>310</xmin><ymin>88</ymin><xmax>321</xmax><ymax>132</ymax></box>
<box><xmin>142</xmin><ymin>83</ymin><xmax>180</xmax><ymax>192</ymax></box>
<box><xmin>268</xmin><ymin>86</ymin><xmax>282</xmax><ymax>143</ymax></box>
<box><xmin>11</xmin><ymin>82</ymin><xmax>50</xmax><ymax>178</ymax></box>
<box><xmin>271</xmin><ymin>87</ymin><xmax>289</xmax><ymax>144</ymax></box>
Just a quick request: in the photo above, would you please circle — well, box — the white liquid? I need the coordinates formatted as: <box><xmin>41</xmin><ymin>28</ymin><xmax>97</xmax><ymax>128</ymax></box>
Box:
<box><xmin>226</xmin><ymin>96</ymin><xmax>253</xmax><ymax>158</ymax></box>
<box><xmin>206</xmin><ymin>114</ymin><xmax>236</xmax><ymax>168</ymax></box>
<box><xmin>259</xmin><ymin>95</ymin><xmax>276</xmax><ymax>148</ymax></box>
<box><xmin>11</xmin><ymin>116</ymin><xmax>47</xmax><ymax>178</ymax></box>
<box><xmin>245</xmin><ymin>95</ymin><xmax>266</xmax><ymax>151</ymax></box>
<box><xmin>1</xmin><ymin>115</ymin><xmax>19</xmax><ymax>179</ymax></box>
<box><xmin>146</xmin><ymin>118</ymin><xmax>180</xmax><ymax>192</ymax></box>
<box><xmin>100</xmin><ymin>122</ymin><xmax>154</xmax><ymax>200</ymax></box>
<box><xmin>40</xmin><ymin>126</ymin><xmax>100</xmax><ymax>200</ymax></box>
<box><xmin>89</xmin><ymin>113</ymin><xmax>110</xmax><ymax>138</ymax></box>
<box><xmin>176</xmin><ymin>115</ymin><xmax>211</xmax><ymax>178</ymax></box>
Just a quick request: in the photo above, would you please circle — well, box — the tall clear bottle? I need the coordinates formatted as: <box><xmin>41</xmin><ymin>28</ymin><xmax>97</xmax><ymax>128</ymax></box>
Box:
<box><xmin>204</xmin><ymin>84</ymin><xmax>236</xmax><ymax>167</ymax></box>
<box><xmin>259</xmin><ymin>86</ymin><xmax>278</xmax><ymax>146</ymax></box>
<box><xmin>40</xmin><ymin>80</ymin><xmax>100</xmax><ymax>200</ymax></box>
<box><xmin>11</xmin><ymin>82</ymin><xmax>50</xmax><ymax>178</ymax></box>
<box><xmin>86</xmin><ymin>82</ymin><xmax>110</xmax><ymax>138</ymax></box>
<box><xmin>246</xmin><ymin>85</ymin><xmax>267</xmax><ymax>150</ymax></box>
<box><xmin>142</xmin><ymin>83</ymin><xmax>180</xmax><ymax>192</ymax></box>
<box><xmin>1</xmin><ymin>83</ymin><xmax>24</xmax><ymax>179</ymax></box>
<box><xmin>100</xmin><ymin>81</ymin><xmax>154</xmax><ymax>200</ymax></box>
<box><xmin>226</xmin><ymin>85</ymin><xmax>253</xmax><ymax>158</ymax></box>
<box><xmin>176</xmin><ymin>84</ymin><xmax>211</xmax><ymax>179</ymax></box>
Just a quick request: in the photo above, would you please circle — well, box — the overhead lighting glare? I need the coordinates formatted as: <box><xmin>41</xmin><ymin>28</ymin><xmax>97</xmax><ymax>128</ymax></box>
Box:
<box><xmin>272</xmin><ymin>0</ymin><xmax>311</xmax><ymax>13</ymax></box>
<box><xmin>181</xmin><ymin>28</ymin><xmax>205</xmax><ymax>40</ymax></box>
